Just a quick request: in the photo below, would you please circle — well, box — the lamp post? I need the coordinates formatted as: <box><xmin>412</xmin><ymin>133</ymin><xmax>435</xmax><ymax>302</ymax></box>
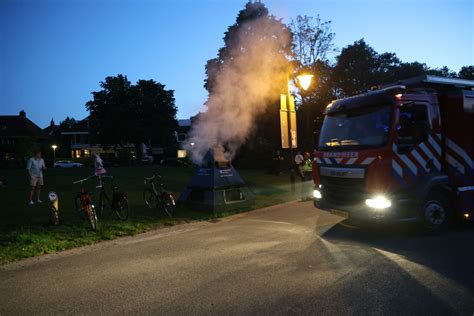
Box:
<box><xmin>280</xmin><ymin>73</ymin><xmax>313</xmax><ymax>193</ymax></box>
<box><xmin>51</xmin><ymin>145</ymin><xmax>58</xmax><ymax>165</ymax></box>
<box><xmin>281</xmin><ymin>74</ymin><xmax>314</xmax><ymax>148</ymax></box>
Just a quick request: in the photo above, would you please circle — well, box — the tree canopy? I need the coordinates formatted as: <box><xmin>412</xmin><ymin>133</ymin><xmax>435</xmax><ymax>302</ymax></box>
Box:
<box><xmin>85</xmin><ymin>75</ymin><xmax>177</xmax><ymax>152</ymax></box>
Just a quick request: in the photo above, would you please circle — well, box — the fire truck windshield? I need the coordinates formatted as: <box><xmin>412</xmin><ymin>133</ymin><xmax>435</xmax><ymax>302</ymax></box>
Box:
<box><xmin>319</xmin><ymin>104</ymin><xmax>392</xmax><ymax>150</ymax></box>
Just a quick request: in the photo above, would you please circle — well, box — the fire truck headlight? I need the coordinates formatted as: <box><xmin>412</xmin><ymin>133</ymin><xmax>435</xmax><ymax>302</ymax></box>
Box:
<box><xmin>313</xmin><ymin>189</ymin><xmax>322</xmax><ymax>199</ymax></box>
<box><xmin>365</xmin><ymin>195</ymin><xmax>391</xmax><ymax>209</ymax></box>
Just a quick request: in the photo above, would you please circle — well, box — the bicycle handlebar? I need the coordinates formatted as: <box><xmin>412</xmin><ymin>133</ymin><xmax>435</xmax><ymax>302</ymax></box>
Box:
<box><xmin>72</xmin><ymin>176</ymin><xmax>92</xmax><ymax>184</ymax></box>
<box><xmin>144</xmin><ymin>173</ymin><xmax>162</xmax><ymax>182</ymax></box>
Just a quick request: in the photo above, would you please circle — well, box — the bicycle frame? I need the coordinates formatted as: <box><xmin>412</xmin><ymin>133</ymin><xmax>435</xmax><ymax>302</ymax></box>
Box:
<box><xmin>150</xmin><ymin>180</ymin><xmax>164</xmax><ymax>199</ymax></box>
<box><xmin>78</xmin><ymin>186</ymin><xmax>92</xmax><ymax>217</ymax></box>
<box><xmin>99</xmin><ymin>178</ymin><xmax>123</xmax><ymax>207</ymax></box>
<box><xmin>97</xmin><ymin>176</ymin><xmax>128</xmax><ymax>220</ymax></box>
<box><xmin>144</xmin><ymin>175</ymin><xmax>166</xmax><ymax>201</ymax></box>
<box><xmin>73</xmin><ymin>176</ymin><xmax>98</xmax><ymax>230</ymax></box>
<box><xmin>144</xmin><ymin>174</ymin><xmax>175</xmax><ymax>216</ymax></box>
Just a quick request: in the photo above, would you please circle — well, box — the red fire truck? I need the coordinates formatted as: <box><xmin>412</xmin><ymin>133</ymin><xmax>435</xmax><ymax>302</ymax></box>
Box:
<box><xmin>312</xmin><ymin>75</ymin><xmax>474</xmax><ymax>231</ymax></box>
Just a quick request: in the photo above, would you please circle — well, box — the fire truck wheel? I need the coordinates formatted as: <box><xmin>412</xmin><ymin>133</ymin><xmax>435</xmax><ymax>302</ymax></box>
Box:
<box><xmin>422</xmin><ymin>191</ymin><xmax>452</xmax><ymax>232</ymax></box>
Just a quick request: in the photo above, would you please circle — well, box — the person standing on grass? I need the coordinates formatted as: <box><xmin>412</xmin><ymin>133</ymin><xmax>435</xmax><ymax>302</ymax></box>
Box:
<box><xmin>27</xmin><ymin>149</ymin><xmax>46</xmax><ymax>205</ymax></box>
<box><xmin>93</xmin><ymin>153</ymin><xmax>107</xmax><ymax>188</ymax></box>
<box><xmin>301</xmin><ymin>152</ymin><xmax>313</xmax><ymax>201</ymax></box>
<box><xmin>294</xmin><ymin>151</ymin><xmax>304</xmax><ymax>179</ymax></box>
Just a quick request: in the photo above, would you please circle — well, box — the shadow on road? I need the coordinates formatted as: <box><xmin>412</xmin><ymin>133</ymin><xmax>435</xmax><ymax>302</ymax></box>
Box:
<box><xmin>322</xmin><ymin>219</ymin><xmax>474</xmax><ymax>295</ymax></box>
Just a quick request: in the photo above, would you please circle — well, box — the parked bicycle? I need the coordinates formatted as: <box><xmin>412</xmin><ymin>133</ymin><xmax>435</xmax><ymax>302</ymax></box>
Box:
<box><xmin>143</xmin><ymin>173</ymin><xmax>175</xmax><ymax>217</ymax></box>
<box><xmin>48</xmin><ymin>191</ymin><xmax>59</xmax><ymax>226</ymax></box>
<box><xmin>73</xmin><ymin>176</ymin><xmax>98</xmax><ymax>231</ymax></box>
<box><xmin>97</xmin><ymin>175</ymin><xmax>129</xmax><ymax>220</ymax></box>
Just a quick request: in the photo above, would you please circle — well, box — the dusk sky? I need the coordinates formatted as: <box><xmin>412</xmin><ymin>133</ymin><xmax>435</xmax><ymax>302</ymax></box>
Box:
<box><xmin>1</xmin><ymin>0</ymin><xmax>472</xmax><ymax>128</ymax></box>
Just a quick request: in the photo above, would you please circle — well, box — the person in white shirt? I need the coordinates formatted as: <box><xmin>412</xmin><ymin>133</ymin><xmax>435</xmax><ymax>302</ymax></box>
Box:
<box><xmin>294</xmin><ymin>151</ymin><xmax>304</xmax><ymax>179</ymax></box>
<box><xmin>27</xmin><ymin>149</ymin><xmax>46</xmax><ymax>205</ymax></box>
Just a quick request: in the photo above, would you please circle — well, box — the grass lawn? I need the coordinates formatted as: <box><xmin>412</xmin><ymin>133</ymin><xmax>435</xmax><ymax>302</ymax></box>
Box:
<box><xmin>0</xmin><ymin>165</ymin><xmax>300</xmax><ymax>264</ymax></box>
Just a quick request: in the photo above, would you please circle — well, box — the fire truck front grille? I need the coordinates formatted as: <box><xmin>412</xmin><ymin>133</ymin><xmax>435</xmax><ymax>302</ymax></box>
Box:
<box><xmin>320</xmin><ymin>176</ymin><xmax>365</xmax><ymax>205</ymax></box>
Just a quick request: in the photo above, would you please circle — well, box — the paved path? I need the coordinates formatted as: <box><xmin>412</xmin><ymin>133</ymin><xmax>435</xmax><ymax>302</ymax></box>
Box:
<box><xmin>1</xmin><ymin>201</ymin><xmax>474</xmax><ymax>315</ymax></box>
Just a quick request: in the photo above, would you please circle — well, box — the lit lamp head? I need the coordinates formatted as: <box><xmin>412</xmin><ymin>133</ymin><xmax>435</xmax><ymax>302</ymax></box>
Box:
<box><xmin>51</xmin><ymin>145</ymin><xmax>58</xmax><ymax>150</ymax></box>
<box><xmin>296</xmin><ymin>74</ymin><xmax>314</xmax><ymax>91</ymax></box>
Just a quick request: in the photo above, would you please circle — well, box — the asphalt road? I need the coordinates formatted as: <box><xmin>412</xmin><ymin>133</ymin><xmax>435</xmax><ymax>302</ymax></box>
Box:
<box><xmin>1</xmin><ymin>201</ymin><xmax>474</xmax><ymax>315</ymax></box>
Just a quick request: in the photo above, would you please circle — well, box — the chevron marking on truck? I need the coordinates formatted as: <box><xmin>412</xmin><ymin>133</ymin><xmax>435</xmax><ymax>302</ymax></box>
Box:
<box><xmin>411</xmin><ymin>149</ymin><xmax>429</xmax><ymax>172</ymax></box>
<box><xmin>458</xmin><ymin>186</ymin><xmax>474</xmax><ymax>192</ymax></box>
<box><xmin>346</xmin><ymin>158</ymin><xmax>358</xmax><ymax>165</ymax></box>
<box><xmin>428</xmin><ymin>135</ymin><xmax>442</xmax><ymax>156</ymax></box>
<box><xmin>446</xmin><ymin>154</ymin><xmax>466</xmax><ymax>175</ymax></box>
<box><xmin>391</xmin><ymin>133</ymin><xmax>444</xmax><ymax>182</ymax></box>
<box><xmin>419</xmin><ymin>143</ymin><xmax>441</xmax><ymax>171</ymax></box>
<box><xmin>392</xmin><ymin>159</ymin><xmax>403</xmax><ymax>177</ymax></box>
<box><xmin>361</xmin><ymin>157</ymin><xmax>375</xmax><ymax>165</ymax></box>
<box><xmin>314</xmin><ymin>157</ymin><xmax>376</xmax><ymax>166</ymax></box>
<box><xmin>446</xmin><ymin>138</ymin><xmax>474</xmax><ymax>170</ymax></box>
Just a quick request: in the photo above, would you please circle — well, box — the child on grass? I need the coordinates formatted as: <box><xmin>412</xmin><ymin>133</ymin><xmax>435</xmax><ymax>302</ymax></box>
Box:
<box><xmin>93</xmin><ymin>153</ymin><xmax>107</xmax><ymax>188</ymax></box>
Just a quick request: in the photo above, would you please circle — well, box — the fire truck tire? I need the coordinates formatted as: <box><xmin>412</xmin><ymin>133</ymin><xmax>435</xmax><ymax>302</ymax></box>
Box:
<box><xmin>422</xmin><ymin>190</ymin><xmax>452</xmax><ymax>232</ymax></box>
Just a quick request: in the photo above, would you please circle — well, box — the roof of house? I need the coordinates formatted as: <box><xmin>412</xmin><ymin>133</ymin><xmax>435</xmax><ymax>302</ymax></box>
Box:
<box><xmin>178</xmin><ymin>119</ymin><xmax>191</xmax><ymax>127</ymax></box>
<box><xmin>0</xmin><ymin>114</ymin><xmax>50</xmax><ymax>139</ymax></box>
<box><xmin>43</xmin><ymin>124</ymin><xmax>60</xmax><ymax>136</ymax></box>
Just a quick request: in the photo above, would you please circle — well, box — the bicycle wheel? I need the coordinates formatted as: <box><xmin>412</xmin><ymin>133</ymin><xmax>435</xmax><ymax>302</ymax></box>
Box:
<box><xmin>143</xmin><ymin>189</ymin><xmax>158</xmax><ymax>209</ymax></box>
<box><xmin>114</xmin><ymin>197</ymin><xmax>129</xmax><ymax>221</ymax></box>
<box><xmin>87</xmin><ymin>204</ymin><xmax>98</xmax><ymax>231</ymax></box>
<box><xmin>98</xmin><ymin>192</ymin><xmax>106</xmax><ymax>217</ymax></box>
<box><xmin>162</xmin><ymin>194</ymin><xmax>175</xmax><ymax>217</ymax></box>
<box><xmin>74</xmin><ymin>196</ymin><xmax>84</xmax><ymax>220</ymax></box>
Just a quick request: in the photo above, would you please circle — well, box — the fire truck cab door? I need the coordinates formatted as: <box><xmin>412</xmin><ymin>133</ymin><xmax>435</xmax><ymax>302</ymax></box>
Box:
<box><xmin>395</xmin><ymin>102</ymin><xmax>436</xmax><ymax>183</ymax></box>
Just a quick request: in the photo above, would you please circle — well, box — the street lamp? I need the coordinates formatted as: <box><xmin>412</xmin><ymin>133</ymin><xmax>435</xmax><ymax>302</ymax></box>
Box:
<box><xmin>51</xmin><ymin>145</ymin><xmax>58</xmax><ymax>164</ymax></box>
<box><xmin>296</xmin><ymin>74</ymin><xmax>314</xmax><ymax>91</ymax></box>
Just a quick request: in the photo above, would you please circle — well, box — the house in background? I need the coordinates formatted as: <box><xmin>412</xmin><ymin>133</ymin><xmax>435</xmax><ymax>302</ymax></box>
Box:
<box><xmin>0</xmin><ymin>110</ymin><xmax>51</xmax><ymax>166</ymax></box>
<box><xmin>0</xmin><ymin>110</ymin><xmax>201</xmax><ymax>166</ymax></box>
<box><xmin>60</xmin><ymin>117</ymin><xmax>135</xmax><ymax>159</ymax></box>
<box><xmin>176</xmin><ymin>118</ymin><xmax>191</xmax><ymax>144</ymax></box>
<box><xmin>43</xmin><ymin>118</ymin><xmax>60</xmax><ymax>138</ymax></box>
<box><xmin>176</xmin><ymin>113</ymin><xmax>200</xmax><ymax>146</ymax></box>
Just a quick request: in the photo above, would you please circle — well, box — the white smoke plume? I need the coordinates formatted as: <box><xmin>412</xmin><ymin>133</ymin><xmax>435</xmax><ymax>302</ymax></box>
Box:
<box><xmin>184</xmin><ymin>15</ymin><xmax>292</xmax><ymax>164</ymax></box>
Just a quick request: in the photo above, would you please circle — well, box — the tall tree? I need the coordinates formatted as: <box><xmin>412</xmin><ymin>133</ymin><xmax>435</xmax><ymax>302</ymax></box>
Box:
<box><xmin>332</xmin><ymin>39</ymin><xmax>380</xmax><ymax>97</ymax></box>
<box><xmin>458</xmin><ymin>66</ymin><xmax>474</xmax><ymax>80</ymax></box>
<box><xmin>59</xmin><ymin>117</ymin><xmax>77</xmax><ymax>129</ymax></box>
<box><xmin>427</xmin><ymin>66</ymin><xmax>457</xmax><ymax>78</ymax></box>
<box><xmin>86</xmin><ymin>74</ymin><xmax>133</xmax><ymax>148</ymax></box>
<box><xmin>131</xmin><ymin>80</ymin><xmax>178</xmax><ymax>148</ymax></box>
<box><xmin>331</xmin><ymin>39</ymin><xmax>457</xmax><ymax>97</ymax></box>
<box><xmin>290</xmin><ymin>14</ymin><xmax>336</xmax><ymax>67</ymax></box>
<box><xmin>287</xmin><ymin>14</ymin><xmax>336</xmax><ymax>151</ymax></box>
<box><xmin>85</xmin><ymin>75</ymin><xmax>177</xmax><ymax>154</ymax></box>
